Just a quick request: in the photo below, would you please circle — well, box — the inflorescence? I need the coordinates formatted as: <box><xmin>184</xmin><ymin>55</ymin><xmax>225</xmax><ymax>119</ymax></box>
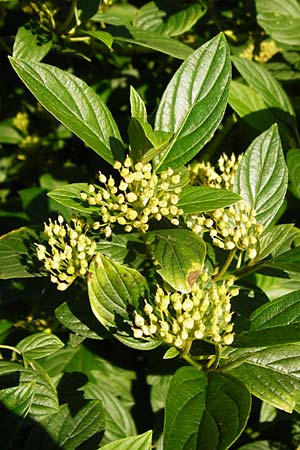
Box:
<box><xmin>80</xmin><ymin>156</ymin><xmax>183</xmax><ymax>237</ymax></box>
<box><xmin>36</xmin><ymin>216</ymin><xmax>96</xmax><ymax>291</ymax></box>
<box><xmin>187</xmin><ymin>153</ymin><xmax>263</xmax><ymax>259</ymax></box>
<box><xmin>132</xmin><ymin>271</ymin><xmax>239</xmax><ymax>350</ymax></box>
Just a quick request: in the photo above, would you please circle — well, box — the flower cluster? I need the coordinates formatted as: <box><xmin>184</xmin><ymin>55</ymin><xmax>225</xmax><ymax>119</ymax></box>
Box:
<box><xmin>36</xmin><ymin>216</ymin><xmax>96</xmax><ymax>291</ymax></box>
<box><xmin>80</xmin><ymin>156</ymin><xmax>183</xmax><ymax>237</ymax></box>
<box><xmin>132</xmin><ymin>272</ymin><xmax>239</xmax><ymax>350</ymax></box>
<box><xmin>190</xmin><ymin>152</ymin><xmax>243</xmax><ymax>190</ymax></box>
<box><xmin>187</xmin><ymin>200</ymin><xmax>263</xmax><ymax>259</ymax></box>
<box><xmin>187</xmin><ymin>153</ymin><xmax>263</xmax><ymax>259</ymax></box>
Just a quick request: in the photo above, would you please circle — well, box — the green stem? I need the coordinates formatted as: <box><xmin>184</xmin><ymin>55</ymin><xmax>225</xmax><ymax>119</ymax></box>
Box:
<box><xmin>213</xmin><ymin>248</ymin><xmax>237</xmax><ymax>282</ymax></box>
<box><xmin>57</xmin><ymin>0</ymin><xmax>78</xmax><ymax>34</ymax></box>
<box><xmin>182</xmin><ymin>353</ymin><xmax>202</xmax><ymax>369</ymax></box>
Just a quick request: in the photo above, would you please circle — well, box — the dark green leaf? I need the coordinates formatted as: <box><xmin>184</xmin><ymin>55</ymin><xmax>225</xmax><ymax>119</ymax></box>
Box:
<box><xmin>287</xmin><ymin>148</ymin><xmax>300</xmax><ymax>198</ymax></box>
<box><xmin>109</xmin><ymin>25</ymin><xmax>192</xmax><ymax>60</ymax></box>
<box><xmin>47</xmin><ymin>183</ymin><xmax>98</xmax><ymax>214</ymax></box>
<box><xmin>98</xmin><ymin>431</ymin><xmax>152</xmax><ymax>450</ymax></box>
<box><xmin>256</xmin><ymin>0</ymin><xmax>300</xmax><ymax>46</ymax></box>
<box><xmin>84</xmin><ymin>384</ymin><xmax>136</xmax><ymax>443</ymax></box>
<box><xmin>0</xmin><ymin>381</ymin><xmax>35</xmax><ymax>417</ymax></box>
<box><xmin>233</xmin><ymin>124</ymin><xmax>288</xmax><ymax>226</ymax></box>
<box><xmin>28</xmin><ymin>400</ymin><xmax>105</xmax><ymax>450</ymax></box>
<box><xmin>17</xmin><ymin>332</ymin><xmax>64</xmax><ymax>360</ymax></box>
<box><xmin>261</xmin><ymin>246</ymin><xmax>300</xmax><ymax>272</ymax></box>
<box><xmin>234</xmin><ymin>325</ymin><xmax>300</xmax><ymax>347</ymax></box>
<box><xmin>154</xmin><ymin>33</ymin><xmax>231</xmax><ymax>171</ymax></box>
<box><xmin>232</xmin><ymin>56</ymin><xmax>296</xmax><ymax>127</ymax></box>
<box><xmin>13</xmin><ymin>25</ymin><xmax>52</xmax><ymax>62</ymax></box>
<box><xmin>9</xmin><ymin>58</ymin><xmax>123</xmax><ymax>164</ymax></box>
<box><xmin>228</xmin><ymin>80</ymin><xmax>277</xmax><ymax>132</ymax></box>
<box><xmin>227</xmin><ymin>344</ymin><xmax>300</xmax><ymax>412</ymax></box>
<box><xmin>85</xmin><ymin>30</ymin><xmax>114</xmax><ymax>50</ymax></box>
<box><xmin>0</xmin><ymin>227</ymin><xmax>41</xmax><ymax>279</ymax></box>
<box><xmin>178</xmin><ymin>186</ymin><xmax>241</xmax><ymax>214</ymax></box>
<box><xmin>163</xmin><ymin>4</ymin><xmax>207</xmax><ymax>37</ymax></box>
<box><xmin>88</xmin><ymin>253</ymin><xmax>148</xmax><ymax>328</ymax></box>
<box><xmin>128</xmin><ymin>117</ymin><xmax>153</xmax><ymax>162</ymax></box>
<box><xmin>256</xmin><ymin>223</ymin><xmax>295</xmax><ymax>261</ymax></box>
<box><xmin>148</xmin><ymin>229</ymin><xmax>206</xmax><ymax>293</ymax></box>
<box><xmin>251</xmin><ymin>290</ymin><xmax>300</xmax><ymax>329</ymax></box>
<box><xmin>163</xmin><ymin>368</ymin><xmax>250</xmax><ymax>450</ymax></box>
<box><xmin>55</xmin><ymin>301</ymin><xmax>108</xmax><ymax>340</ymax></box>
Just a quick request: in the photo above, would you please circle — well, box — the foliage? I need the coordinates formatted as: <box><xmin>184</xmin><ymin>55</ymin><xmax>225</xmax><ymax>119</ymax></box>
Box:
<box><xmin>1</xmin><ymin>1</ymin><xmax>300</xmax><ymax>449</ymax></box>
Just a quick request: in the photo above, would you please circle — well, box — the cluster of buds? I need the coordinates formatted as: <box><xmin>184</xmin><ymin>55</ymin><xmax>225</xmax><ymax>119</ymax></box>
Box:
<box><xmin>190</xmin><ymin>153</ymin><xmax>243</xmax><ymax>190</ymax></box>
<box><xmin>188</xmin><ymin>153</ymin><xmax>263</xmax><ymax>259</ymax></box>
<box><xmin>80</xmin><ymin>156</ymin><xmax>183</xmax><ymax>237</ymax></box>
<box><xmin>187</xmin><ymin>200</ymin><xmax>263</xmax><ymax>259</ymax></box>
<box><xmin>132</xmin><ymin>272</ymin><xmax>239</xmax><ymax>350</ymax></box>
<box><xmin>36</xmin><ymin>216</ymin><xmax>96</xmax><ymax>291</ymax></box>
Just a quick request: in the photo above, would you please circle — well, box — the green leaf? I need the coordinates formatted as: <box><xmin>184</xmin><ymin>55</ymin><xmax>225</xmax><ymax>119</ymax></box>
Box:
<box><xmin>250</xmin><ymin>290</ymin><xmax>300</xmax><ymax>330</ymax></box>
<box><xmin>85</xmin><ymin>30</ymin><xmax>114</xmax><ymax>50</ymax></box>
<box><xmin>232</xmin><ymin>56</ymin><xmax>296</xmax><ymax>127</ymax></box>
<box><xmin>163</xmin><ymin>367</ymin><xmax>251</xmax><ymax>450</ymax></box>
<box><xmin>0</xmin><ymin>381</ymin><xmax>35</xmax><ymax>417</ymax></box>
<box><xmin>0</xmin><ymin>227</ymin><xmax>41</xmax><ymax>279</ymax></box>
<box><xmin>0</xmin><ymin>119</ymin><xmax>23</xmax><ymax>144</ymax></box>
<box><xmin>261</xmin><ymin>246</ymin><xmax>300</xmax><ymax>272</ymax></box>
<box><xmin>133</xmin><ymin>2</ymin><xmax>166</xmax><ymax>33</ymax></box>
<box><xmin>130</xmin><ymin>86</ymin><xmax>147</xmax><ymax>122</ymax></box>
<box><xmin>227</xmin><ymin>344</ymin><xmax>300</xmax><ymax>412</ymax></box>
<box><xmin>256</xmin><ymin>0</ymin><xmax>300</xmax><ymax>46</ymax></box>
<box><xmin>178</xmin><ymin>186</ymin><xmax>241</xmax><ymax>214</ymax></box>
<box><xmin>55</xmin><ymin>301</ymin><xmax>108</xmax><ymax>339</ymax></box>
<box><xmin>233</xmin><ymin>326</ymin><xmax>300</xmax><ymax>347</ymax></box>
<box><xmin>96</xmin><ymin>234</ymin><xmax>129</xmax><ymax>263</ymax></box>
<box><xmin>13</xmin><ymin>25</ymin><xmax>52</xmax><ymax>62</ymax></box>
<box><xmin>147</xmin><ymin>374</ymin><xmax>172</xmax><ymax>412</ymax></box>
<box><xmin>154</xmin><ymin>33</ymin><xmax>231</xmax><ymax>171</ymax></box>
<box><xmin>9</xmin><ymin>58</ymin><xmax>123</xmax><ymax>165</ymax></box>
<box><xmin>17</xmin><ymin>332</ymin><xmax>64</xmax><ymax>360</ymax></box>
<box><xmin>163</xmin><ymin>346</ymin><xmax>180</xmax><ymax>359</ymax></box>
<box><xmin>128</xmin><ymin>117</ymin><xmax>153</xmax><ymax>162</ymax></box>
<box><xmin>148</xmin><ymin>229</ymin><xmax>206</xmax><ymax>293</ymax></box>
<box><xmin>109</xmin><ymin>25</ymin><xmax>193</xmax><ymax>60</ymax></box>
<box><xmin>163</xmin><ymin>4</ymin><xmax>207</xmax><ymax>37</ymax></box>
<box><xmin>256</xmin><ymin>223</ymin><xmax>295</xmax><ymax>261</ymax></box>
<box><xmin>91</xmin><ymin>4</ymin><xmax>138</xmax><ymax>26</ymax></box>
<box><xmin>228</xmin><ymin>80</ymin><xmax>277</xmax><ymax>132</ymax></box>
<box><xmin>287</xmin><ymin>148</ymin><xmax>300</xmax><ymax>198</ymax></box>
<box><xmin>47</xmin><ymin>183</ymin><xmax>98</xmax><ymax>214</ymax></box>
<box><xmin>233</xmin><ymin>124</ymin><xmax>288</xmax><ymax>226</ymax></box>
<box><xmin>98</xmin><ymin>431</ymin><xmax>152</xmax><ymax>450</ymax></box>
<box><xmin>84</xmin><ymin>384</ymin><xmax>136</xmax><ymax>443</ymax></box>
<box><xmin>27</xmin><ymin>400</ymin><xmax>105</xmax><ymax>450</ymax></box>
<box><xmin>88</xmin><ymin>253</ymin><xmax>148</xmax><ymax>328</ymax></box>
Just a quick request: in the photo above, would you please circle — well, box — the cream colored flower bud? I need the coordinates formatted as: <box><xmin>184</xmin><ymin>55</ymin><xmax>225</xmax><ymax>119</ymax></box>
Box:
<box><xmin>126</xmin><ymin>192</ymin><xmax>138</xmax><ymax>202</ymax></box>
<box><xmin>133</xmin><ymin>328</ymin><xmax>143</xmax><ymax>338</ymax></box>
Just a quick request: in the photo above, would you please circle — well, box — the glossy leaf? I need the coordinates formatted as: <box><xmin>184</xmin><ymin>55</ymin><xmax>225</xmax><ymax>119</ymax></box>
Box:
<box><xmin>147</xmin><ymin>374</ymin><xmax>172</xmax><ymax>412</ymax></box>
<box><xmin>85</xmin><ymin>30</ymin><xmax>114</xmax><ymax>50</ymax></box>
<box><xmin>261</xmin><ymin>246</ymin><xmax>300</xmax><ymax>272</ymax></box>
<box><xmin>88</xmin><ymin>253</ymin><xmax>148</xmax><ymax>328</ymax></box>
<box><xmin>27</xmin><ymin>400</ymin><xmax>105</xmax><ymax>450</ymax></box>
<box><xmin>163</xmin><ymin>4</ymin><xmax>207</xmax><ymax>37</ymax></box>
<box><xmin>130</xmin><ymin>86</ymin><xmax>147</xmax><ymax>122</ymax></box>
<box><xmin>9</xmin><ymin>58</ymin><xmax>123</xmax><ymax>164</ymax></box>
<box><xmin>233</xmin><ymin>326</ymin><xmax>300</xmax><ymax>347</ymax></box>
<box><xmin>227</xmin><ymin>344</ymin><xmax>300</xmax><ymax>412</ymax></box>
<box><xmin>256</xmin><ymin>0</ymin><xmax>300</xmax><ymax>46</ymax></box>
<box><xmin>148</xmin><ymin>229</ymin><xmax>206</xmax><ymax>293</ymax></box>
<box><xmin>232</xmin><ymin>56</ymin><xmax>295</xmax><ymax>128</ymax></box>
<box><xmin>0</xmin><ymin>227</ymin><xmax>41</xmax><ymax>279</ymax></box>
<box><xmin>99</xmin><ymin>431</ymin><xmax>152</xmax><ymax>450</ymax></box>
<box><xmin>17</xmin><ymin>332</ymin><xmax>64</xmax><ymax>360</ymax></box>
<box><xmin>256</xmin><ymin>223</ymin><xmax>295</xmax><ymax>261</ymax></box>
<box><xmin>178</xmin><ymin>186</ymin><xmax>240</xmax><ymax>214</ymax></box>
<box><xmin>0</xmin><ymin>381</ymin><xmax>35</xmax><ymax>417</ymax></box>
<box><xmin>287</xmin><ymin>148</ymin><xmax>300</xmax><ymax>198</ymax></box>
<box><xmin>110</xmin><ymin>25</ymin><xmax>192</xmax><ymax>60</ymax></box>
<box><xmin>84</xmin><ymin>384</ymin><xmax>136</xmax><ymax>443</ymax></box>
<box><xmin>13</xmin><ymin>25</ymin><xmax>52</xmax><ymax>61</ymax></box>
<box><xmin>228</xmin><ymin>80</ymin><xmax>277</xmax><ymax>131</ymax></box>
<box><xmin>154</xmin><ymin>33</ymin><xmax>231</xmax><ymax>171</ymax></box>
<box><xmin>250</xmin><ymin>290</ymin><xmax>300</xmax><ymax>330</ymax></box>
<box><xmin>47</xmin><ymin>183</ymin><xmax>98</xmax><ymax>214</ymax></box>
<box><xmin>163</xmin><ymin>367</ymin><xmax>251</xmax><ymax>450</ymax></box>
<box><xmin>55</xmin><ymin>301</ymin><xmax>107</xmax><ymax>340</ymax></box>
<box><xmin>233</xmin><ymin>124</ymin><xmax>288</xmax><ymax>226</ymax></box>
